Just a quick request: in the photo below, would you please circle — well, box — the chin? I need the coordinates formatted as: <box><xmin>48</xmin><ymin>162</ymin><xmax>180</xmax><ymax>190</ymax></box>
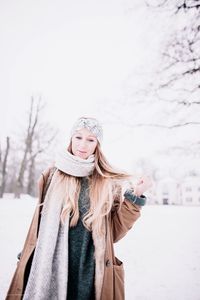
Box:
<box><xmin>77</xmin><ymin>153</ymin><xmax>88</xmax><ymax>159</ymax></box>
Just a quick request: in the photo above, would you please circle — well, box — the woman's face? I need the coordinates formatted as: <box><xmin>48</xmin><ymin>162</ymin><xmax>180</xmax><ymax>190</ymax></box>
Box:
<box><xmin>71</xmin><ymin>128</ymin><xmax>98</xmax><ymax>159</ymax></box>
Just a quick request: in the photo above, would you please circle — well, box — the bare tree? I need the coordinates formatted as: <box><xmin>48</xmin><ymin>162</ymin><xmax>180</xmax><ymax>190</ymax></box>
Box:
<box><xmin>144</xmin><ymin>0</ymin><xmax>200</xmax><ymax>156</ymax></box>
<box><xmin>146</xmin><ymin>0</ymin><xmax>200</xmax><ymax>102</ymax></box>
<box><xmin>101</xmin><ymin>1</ymin><xmax>200</xmax><ymax>125</ymax></box>
<box><xmin>109</xmin><ymin>2</ymin><xmax>199</xmax><ymax>135</ymax></box>
<box><xmin>14</xmin><ymin>96</ymin><xmax>57</xmax><ymax>198</ymax></box>
<box><xmin>0</xmin><ymin>136</ymin><xmax>10</xmax><ymax>198</ymax></box>
<box><xmin>26</xmin><ymin>125</ymin><xmax>57</xmax><ymax>196</ymax></box>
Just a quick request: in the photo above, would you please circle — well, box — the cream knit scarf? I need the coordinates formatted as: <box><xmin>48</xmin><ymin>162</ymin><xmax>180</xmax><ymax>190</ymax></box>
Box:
<box><xmin>22</xmin><ymin>152</ymin><xmax>106</xmax><ymax>300</ymax></box>
<box><xmin>23</xmin><ymin>169</ymin><xmax>70</xmax><ymax>300</ymax></box>
<box><xmin>55</xmin><ymin>148</ymin><xmax>95</xmax><ymax>177</ymax></box>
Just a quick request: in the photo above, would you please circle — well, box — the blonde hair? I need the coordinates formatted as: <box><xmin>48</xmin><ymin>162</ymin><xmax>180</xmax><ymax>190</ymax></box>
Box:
<box><xmin>50</xmin><ymin>142</ymin><xmax>132</xmax><ymax>236</ymax></box>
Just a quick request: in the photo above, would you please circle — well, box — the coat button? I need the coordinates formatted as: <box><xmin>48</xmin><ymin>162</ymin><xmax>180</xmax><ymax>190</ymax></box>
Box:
<box><xmin>106</xmin><ymin>259</ymin><xmax>111</xmax><ymax>267</ymax></box>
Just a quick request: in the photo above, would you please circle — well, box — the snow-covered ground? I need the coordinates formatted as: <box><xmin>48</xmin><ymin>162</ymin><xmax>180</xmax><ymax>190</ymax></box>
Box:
<box><xmin>0</xmin><ymin>196</ymin><xmax>200</xmax><ymax>300</ymax></box>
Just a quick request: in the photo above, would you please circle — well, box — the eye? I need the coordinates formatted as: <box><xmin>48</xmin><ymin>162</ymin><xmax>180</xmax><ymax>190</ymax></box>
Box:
<box><xmin>75</xmin><ymin>136</ymin><xmax>81</xmax><ymax>139</ymax></box>
<box><xmin>88</xmin><ymin>139</ymin><xmax>95</xmax><ymax>142</ymax></box>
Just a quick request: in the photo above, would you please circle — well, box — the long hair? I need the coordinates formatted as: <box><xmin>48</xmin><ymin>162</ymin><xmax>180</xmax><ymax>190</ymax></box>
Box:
<box><xmin>53</xmin><ymin>142</ymin><xmax>133</xmax><ymax>236</ymax></box>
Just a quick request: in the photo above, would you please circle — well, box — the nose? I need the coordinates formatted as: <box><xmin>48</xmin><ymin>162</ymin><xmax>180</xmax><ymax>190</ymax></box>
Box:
<box><xmin>79</xmin><ymin>139</ymin><xmax>87</xmax><ymax>149</ymax></box>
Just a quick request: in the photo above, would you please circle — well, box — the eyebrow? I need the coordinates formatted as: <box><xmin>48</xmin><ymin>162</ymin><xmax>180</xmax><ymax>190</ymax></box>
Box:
<box><xmin>75</xmin><ymin>133</ymin><xmax>96</xmax><ymax>138</ymax></box>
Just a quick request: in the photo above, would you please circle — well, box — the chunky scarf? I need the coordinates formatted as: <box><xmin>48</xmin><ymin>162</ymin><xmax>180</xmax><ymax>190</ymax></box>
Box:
<box><xmin>23</xmin><ymin>169</ymin><xmax>70</xmax><ymax>300</ymax></box>
<box><xmin>55</xmin><ymin>148</ymin><xmax>95</xmax><ymax>177</ymax></box>
<box><xmin>23</xmin><ymin>160</ymin><xmax>106</xmax><ymax>300</ymax></box>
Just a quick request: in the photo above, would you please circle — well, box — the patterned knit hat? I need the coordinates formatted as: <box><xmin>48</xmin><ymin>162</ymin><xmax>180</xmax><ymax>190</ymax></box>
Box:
<box><xmin>70</xmin><ymin>117</ymin><xmax>103</xmax><ymax>144</ymax></box>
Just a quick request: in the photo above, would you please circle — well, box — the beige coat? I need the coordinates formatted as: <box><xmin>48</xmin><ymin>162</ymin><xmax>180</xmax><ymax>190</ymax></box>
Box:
<box><xmin>6</xmin><ymin>167</ymin><xmax>141</xmax><ymax>300</ymax></box>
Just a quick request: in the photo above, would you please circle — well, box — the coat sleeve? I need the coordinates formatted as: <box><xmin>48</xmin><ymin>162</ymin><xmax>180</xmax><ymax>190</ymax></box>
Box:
<box><xmin>5</xmin><ymin>167</ymin><xmax>55</xmax><ymax>300</ymax></box>
<box><xmin>111</xmin><ymin>196</ymin><xmax>142</xmax><ymax>243</ymax></box>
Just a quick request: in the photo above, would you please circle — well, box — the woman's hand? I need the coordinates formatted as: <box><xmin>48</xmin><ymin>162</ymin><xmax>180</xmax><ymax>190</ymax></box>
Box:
<box><xmin>133</xmin><ymin>175</ymin><xmax>153</xmax><ymax>197</ymax></box>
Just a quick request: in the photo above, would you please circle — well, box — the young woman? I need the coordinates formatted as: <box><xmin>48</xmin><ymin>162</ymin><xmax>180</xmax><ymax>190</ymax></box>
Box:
<box><xmin>6</xmin><ymin>117</ymin><xmax>152</xmax><ymax>300</ymax></box>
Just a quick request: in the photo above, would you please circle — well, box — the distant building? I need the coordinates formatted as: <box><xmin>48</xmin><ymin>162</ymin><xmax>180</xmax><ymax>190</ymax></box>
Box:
<box><xmin>155</xmin><ymin>178</ymin><xmax>180</xmax><ymax>205</ymax></box>
<box><xmin>152</xmin><ymin>176</ymin><xmax>200</xmax><ymax>206</ymax></box>
<box><xmin>180</xmin><ymin>176</ymin><xmax>200</xmax><ymax>206</ymax></box>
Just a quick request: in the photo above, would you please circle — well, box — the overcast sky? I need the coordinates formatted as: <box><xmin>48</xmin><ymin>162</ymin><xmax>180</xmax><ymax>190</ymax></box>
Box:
<box><xmin>0</xmin><ymin>0</ymin><xmax>197</xmax><ymax>176</ymax></box>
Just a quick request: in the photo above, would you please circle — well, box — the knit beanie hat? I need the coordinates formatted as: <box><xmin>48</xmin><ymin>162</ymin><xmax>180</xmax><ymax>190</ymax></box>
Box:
<box><xmin>70</xmin><ymin>117</ymin><xmax>103</xmax><ymax>144</ymax></box>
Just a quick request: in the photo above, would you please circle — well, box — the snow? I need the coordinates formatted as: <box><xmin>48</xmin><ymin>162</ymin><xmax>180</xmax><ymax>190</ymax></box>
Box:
<box><xmin>1</xmin><ymin>196</ymin><xmax>200</xmax><ymax>300</ymax></box>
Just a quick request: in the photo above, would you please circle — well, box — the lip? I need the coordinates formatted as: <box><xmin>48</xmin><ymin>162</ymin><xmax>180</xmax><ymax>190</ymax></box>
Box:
<box><xmin>78</xmin><ymin>150</ymin><xmax>87</xmax><ymax>154</ymax></box>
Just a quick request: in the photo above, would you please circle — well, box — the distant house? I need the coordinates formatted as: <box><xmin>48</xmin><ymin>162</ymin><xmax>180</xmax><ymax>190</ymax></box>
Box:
<box><xmin>180</xmin><ymin>176</ymin><xmax>200</xmax><ymax>206</ymax></box>
<box><xmin>155</xmin><ymin>178</ymin><xmax>180</xmax><ymax>205</ymax></box>
<box><xmin>152</xmin><ymin>176</ymin><xmax>200</xmax><ymax>206</ymax></box>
